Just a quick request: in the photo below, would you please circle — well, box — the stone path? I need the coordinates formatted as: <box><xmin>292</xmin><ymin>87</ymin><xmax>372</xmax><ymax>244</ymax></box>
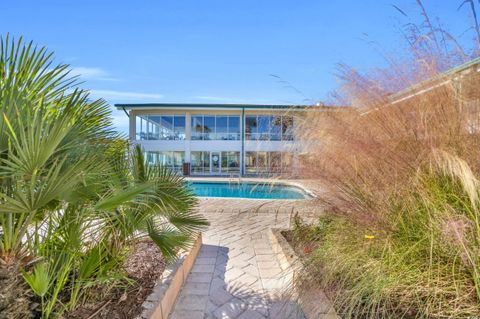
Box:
<box><xmin>168</xmin><ymin>198</ymin><xmax>321</xmax><ymax>319</ymax></box>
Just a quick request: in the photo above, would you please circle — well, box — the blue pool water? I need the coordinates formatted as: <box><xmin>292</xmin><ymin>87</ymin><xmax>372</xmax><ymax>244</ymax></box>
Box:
<box><xmin>188</xmin><ymin>182</ymin><xmax>308</xmax><ymax>199</ymax></box>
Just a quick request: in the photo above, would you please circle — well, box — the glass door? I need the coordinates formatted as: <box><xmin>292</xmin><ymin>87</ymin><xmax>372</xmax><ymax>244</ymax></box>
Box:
<box><xmin>211</xmin><ymin>152</ymin><xmax>221</xmax><ymax>174</ymax></box>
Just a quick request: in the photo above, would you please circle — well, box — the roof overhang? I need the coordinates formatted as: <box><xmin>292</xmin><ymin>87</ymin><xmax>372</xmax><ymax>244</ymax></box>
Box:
<box><xmin>114</xmin><ymin>103</ymin><xmax>310</xmax><ymax>111</ymax></box>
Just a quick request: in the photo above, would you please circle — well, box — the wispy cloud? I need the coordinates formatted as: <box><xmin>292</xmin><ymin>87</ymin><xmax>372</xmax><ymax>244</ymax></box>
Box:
<box><xmin>90</xmin><ymin>89</ymin><xmax>164</xmax><ymax>101</ymax></box>
<box><xmin>70</xmin><ymin>67</ymin><xmax>120</xmax><ymax>82</ymax></box>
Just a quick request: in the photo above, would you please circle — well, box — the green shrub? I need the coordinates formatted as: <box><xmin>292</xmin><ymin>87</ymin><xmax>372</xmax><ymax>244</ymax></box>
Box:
<box><xmin>0</xmin><ymin>35</ymin><xmax>208</xmax><ymax>318</ymax></box>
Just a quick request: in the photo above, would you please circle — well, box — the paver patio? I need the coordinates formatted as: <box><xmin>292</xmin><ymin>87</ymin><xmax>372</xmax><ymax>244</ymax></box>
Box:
<box><xmin>168</xmin><ymin>198</ymin><xmax>328</xmax><ymax>319</ymax></box>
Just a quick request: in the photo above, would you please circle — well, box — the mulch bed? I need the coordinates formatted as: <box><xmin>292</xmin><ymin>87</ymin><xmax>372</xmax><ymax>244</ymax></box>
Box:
<box><xmin>281</xmin><ymin>230</ymin><xmax>317</xmax><ymax>258</ymax></box>
<box><xmin>65</xmin><ymin>240</ymin><xmax>165</xmax><ymax>319</ymax></box>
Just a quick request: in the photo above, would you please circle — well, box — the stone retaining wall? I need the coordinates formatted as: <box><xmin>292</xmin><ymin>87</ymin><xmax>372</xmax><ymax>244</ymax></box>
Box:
<box><xmin>136</xmin><ymin>234</ymin><xmax>203</xmax><ymax>319</ymax></box>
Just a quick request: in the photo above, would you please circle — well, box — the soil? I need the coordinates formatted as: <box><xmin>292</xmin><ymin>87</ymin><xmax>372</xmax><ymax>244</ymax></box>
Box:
<box><xmin>65</xmin><ymin>240</ymin><xmax>165</xmax><ymax>319</ymax></box>
<box><xmin>281</xmin><ymin>230</ymin><xmax>317</xmax><ymax>258</ymax></box>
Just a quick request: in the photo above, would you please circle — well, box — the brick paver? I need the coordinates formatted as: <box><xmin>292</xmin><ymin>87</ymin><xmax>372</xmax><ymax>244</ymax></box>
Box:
<box><xmin>168</xmin><ymin>198</ymin><xmax>321</xmax><ymax>319</ymax></box>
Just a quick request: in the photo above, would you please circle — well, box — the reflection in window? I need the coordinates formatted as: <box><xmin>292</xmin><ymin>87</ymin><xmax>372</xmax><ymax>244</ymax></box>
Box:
<box><xmin>271</xmin><ymin>116</ymin><xmax>282</xmax><ymax>141</ymax></box>
<box><xmin>203</xmin><ymin>116</ymin><xmax>215</xmax><ymax>140</ymax></box>
<box><xmin>191</xmin><ymin>115</ymin><xmax>240</xmax><ymax>140</ymax></box>
<box><xmin>192</xmin><ymin>116</ymin><xmax>203</xmax><ymax>140</ymax></box>
<box><xmin>245</xmin><ymin>116</ymin><xmax>257</xmax><ymax>140</ymax></box>
<box><xmin>258</xmin><ymin>116</ymin><xmax>270</xmax><ymax>141</ymax></box>
<box><xmin>221</xmin><ymin>152</ymin><xmax>240</xmax><ymax>173</ymax></box>
<box><xmin>191</xmin><ymin>151</ymin><xmax>210</xmax><ymax>174</ymax></box>
<box><xmin>270</xmin><ymin>152</ymin><xmax>282</xmax><ymax>172</ymax></box>
<box><xmin>216</xmin><ymin>116</ymin><xmax>228</xmax><ymax>140</ymax></box>
<box><xmin>145</xmin><ymin>151</ymin><xmax>184</xmax><ymax>172</ymax></box>
<box><xmin>245</xmin><ymin>115</ymin><xmax>294</xmax><ymax>141</ymax></box>
<box><xmin>228</xmin><ymin>116</ymin><xmax>240</xmax><ymax>140</ymax></box>
<box><xmin>281</xmin><ymin>116</ymin><xmax>294</xmax><ymax>141</ymax></box>
<box><xmin>245</xmin><ymin>151</ymin><xmax>293</xmax><ymax>175</ymax></box>
<box><xmin>136</xmin><ymin>115</ymin><xmax>186</xmax><ymax>140</ymax></box>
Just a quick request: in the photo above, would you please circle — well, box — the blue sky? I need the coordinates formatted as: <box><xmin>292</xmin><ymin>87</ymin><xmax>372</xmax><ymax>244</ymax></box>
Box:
<box><xmin>0</xmin><ymin>0</ymin><xmax>473</xmax><ymax>134</ymax></box>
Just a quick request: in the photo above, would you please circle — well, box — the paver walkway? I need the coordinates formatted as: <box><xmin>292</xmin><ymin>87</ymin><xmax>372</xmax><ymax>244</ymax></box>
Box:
<box><xmin>168</xmin><ymin>198</ymin><xmax>322</xmax><ymax>319</ymax></box>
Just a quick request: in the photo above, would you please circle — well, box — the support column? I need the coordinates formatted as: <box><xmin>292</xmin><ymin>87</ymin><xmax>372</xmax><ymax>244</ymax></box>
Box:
<box><xmin>240</xmin><ymin>107</ymin><xmax>245</xmax><ymax>176</ymax></box>
<box><xmin>185</xmin><ymin>112</ymin><xmax>191</xmax><ymax>163</ymax></box>
<box><xmin>129</xmin><ymin>110</ymin><xmax>136</xmax><ymax>141</ymax></box>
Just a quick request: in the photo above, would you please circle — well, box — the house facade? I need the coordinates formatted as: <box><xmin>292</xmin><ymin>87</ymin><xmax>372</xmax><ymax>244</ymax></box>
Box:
<box><xmin>116</xmin><ymin>103</ymin><xmax>311</xmax><ymax>176</ymax></box>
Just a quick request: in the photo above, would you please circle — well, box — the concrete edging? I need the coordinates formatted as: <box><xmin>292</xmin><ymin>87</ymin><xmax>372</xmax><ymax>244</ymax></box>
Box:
<box><xmin>136</xmin><ymin>234</ymin><xmax>203</xmax><ymax>319</ymax></box>
<box><xmin>269</xmin><ymin>229</ymin><xmax>339</xmax><ymax>319</ymax></box>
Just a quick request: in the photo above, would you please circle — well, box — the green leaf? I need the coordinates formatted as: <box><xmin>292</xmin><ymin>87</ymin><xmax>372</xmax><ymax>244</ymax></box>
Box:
<box><xmin>95</xmin><ymin>181</ymin><xmax>155</xmax><ymax>211</ymax></box>
<box><xmin>23</xmin><ymin>262</ymin><xmax>50</xmax><ymax>297</ymax></box>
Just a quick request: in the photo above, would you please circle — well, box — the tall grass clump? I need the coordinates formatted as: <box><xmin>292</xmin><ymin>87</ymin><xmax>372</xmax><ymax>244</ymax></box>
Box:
<box><xmin>296</xmin><ymin>2</ymin><xmax>480</xmax><ymax>317</ymax></box>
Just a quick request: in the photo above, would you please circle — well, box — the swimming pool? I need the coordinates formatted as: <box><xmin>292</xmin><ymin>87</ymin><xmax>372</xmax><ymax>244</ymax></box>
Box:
<box><xmin>188</xmin><ymin>181</ymin><xmax>309</xmax><ymax>199</ymax></box>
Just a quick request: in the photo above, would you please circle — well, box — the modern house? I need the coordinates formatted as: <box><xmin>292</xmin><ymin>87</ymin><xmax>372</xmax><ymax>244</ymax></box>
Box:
<box><xmin>115</xmin><ymin>103</ymin><xmax>315</xmax><ymax>176</ymax></box>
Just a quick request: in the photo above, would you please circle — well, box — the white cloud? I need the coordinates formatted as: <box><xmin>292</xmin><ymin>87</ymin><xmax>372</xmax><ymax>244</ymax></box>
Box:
<box><xmin>90</xmin><ymin>89</ymin><xmax>164</xmax><ymax>101</ymax></box>
<box><xmin>111</xmin><ymin>111</ymin><xmax>130</xmax><ymax>135</ymax></box>
<box><xmin>70</xmin><ymin>67</ymin><xmax>119</xmax><ymax>81</ymax></box>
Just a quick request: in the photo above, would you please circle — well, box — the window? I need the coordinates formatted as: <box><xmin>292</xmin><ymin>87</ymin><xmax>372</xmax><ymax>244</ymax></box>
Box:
<box><xmin>245</xmin><ymin>152</ymin><xmax>257</xmax><ymax>174</ymax></box>
<box><xmin>228</xmin><ymin>116</ymin><xmax>240</xmax><ymax>140</ymax></box>
<box><xmin>191</xmin><ymin>115</ymin><xmax>241</xmax><ymax>140</ymax></box>
<box><xmin>145</xmin><ymin>151</ymin><xmax>184</xmax><ymax>172</ymax></box>
<box><xmin>245</xmin><ymin>115</ymin><xmax>294</xmax><ymax>141</ymax></box>
<box><xmin>282</xmin><ymin>152</ymin><xmax>293</xmax><ymax>171</ymax></box>
<box><xmin>203</xmin><ymin>116</ymin><xmax>215</xmax><ymax>140</ymax></box>
<box><xmin>258</xmin><ymin>116</ymin><xmax>270</xmax><ymax>141</ymax></box>
<box><xmin>270</xmin><ymin>152</ymin><xmax>282</xmax><ymax>173</ymax></box>
<box><xmin>271</xmin><ymin>116</ymin><xmax>282</xmax><ymax>141</ymax></box>
<box><xmin>174</xmin><ymin>116</ymin><xmax>186</xmax><ymax>140</ymax></box>
<box><xmin>244</xmin><ymin>152</ymin><xmax>294</xmax><ymax>175</ymax></box>
<box><xmin>257</xmin><ymin>152</ymin><xmax>268</xmax><ymax>173</ymax></box>
<box><xmin>216</xmin><ymin>116</ymin><xmax>228</xmax><ymax>140</ymax></box>
<box><xmin>245</xmin><ymin>116</ymin><xmax>257</xmax><ymax>140</ymax></box>
<box><xmin>281</xmin><ymin>116</ymin><xmax>294</xmax><ymax>141</ymax></box>
<box><xmin>192</xmin><ymin>116</ymin><xmax>203</xmax><ymax>140</ymax></box>
<box><xmin>191</xmin><ymin>151</ymin><xmax>210</xmax><ymax>174</ymax></box>
<box><xmin>135</xmin><ymin>114</ymin><xmax>186</xmax><ymax>140</ymax></box>
<box><xmin>221</xmin><ymin>152</ymin><xmax>240</xmax><ymax>173</ymax></box>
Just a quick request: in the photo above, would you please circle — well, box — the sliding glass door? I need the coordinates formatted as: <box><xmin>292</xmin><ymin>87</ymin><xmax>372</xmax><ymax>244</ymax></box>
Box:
<box><xmin>190</xmin><ymin>151</ymin><xmax>240</xmax><ymax>175</ymax></box>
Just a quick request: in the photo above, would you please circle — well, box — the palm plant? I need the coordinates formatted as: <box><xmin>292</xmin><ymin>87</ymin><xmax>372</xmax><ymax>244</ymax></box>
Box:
<box><xmin>0</xmin><ymin>35</ymin><xmax>208</xmax><ymax>318</ymax></box>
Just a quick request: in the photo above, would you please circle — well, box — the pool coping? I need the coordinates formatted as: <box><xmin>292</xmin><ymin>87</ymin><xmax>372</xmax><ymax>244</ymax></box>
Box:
<box><xmin>185</xmin><ymin>177</ymin><xmax>317</xmax><ymax>199</ymax></box>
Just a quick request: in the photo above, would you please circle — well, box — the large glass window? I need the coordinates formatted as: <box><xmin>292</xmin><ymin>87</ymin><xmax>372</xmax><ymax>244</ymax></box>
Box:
<box><xmin>203</xmin><ymin>116</ymin><xmax>215</xmax><ymax>140</ymax></box>
<box><xmin>271</xmin><ymin>116</ymin><xmax>282</xmax><ymax>141</ymax></box>
<box><xmin>191</xmin><ymin>115</ymin><xmax>241</xmax><ymax>140</ymax></box>
<box><xmin>245</xmin><ymin>115</ymin><xmax>294</xmax><ymax>141</ymax></box>
<box><xmin>228</xmin><ymin>116</ymin><xmax>240</xmax><ymax>140</ymax></box>
<box><xmin>245</xmin><ymin>152</ymin><xmax>257</xmax><ymax>174</ymax></box>
<box><xmin>244</xmin><ymin>152</ymin><xmax>294</xmax><ymax>175</ymax></box>
<box><xmin>191</xmin><ymin>151</ymin><xmax>240</xmax><ymax>175</ymax></box>
<box><xmin>191</xmin><ymin>151</ymin><xmax>210</xmax><ymax>174</ymax></box>
<box><xmin>174</xmin><ymin>116</ymin><xmax>186</xmax><ymax>140</ymax></box>
<box><xmin>136</xmin><ymin>114</ymin><xmax>186</xmax><ymax>140</ymax></box>
<box><xmin>192</xmin><ymin>116</ymin><xmax>203</xmax><ymax>140</ymax></box>
<box><xmin>145</xmin><ymin>151</ymin><xmax>185</xmax><ymax>172</ymax></box>
<box><xmin>257</xmin><ymin>152</ymin><xmax>268</xmax><ymax>173</ymax></box>
<box><xmin>281</xmin><ymin>116</ymin><xmax>294</xmax><ymax>141</ymax></box>
<box><xmin>245</xmin><ymin>116</ymin><xmax>257</xmax><ymax>140</ymax></box>
<box><xmin>216</xmin><ymin>116</ymin><xmax>228</xmax><ymax>140</ymax></box>
<box><xmin>221</xmin><ymin>152</ymin><xmax>240</xmax><ymax>173</ymax></box>
<box><xmin>258</xmin><ymin>116</ymin><xmax>270</xmax><ymax>141</ymax></box>
<box><xmin>270</xmin><ymin>152</ymin><xmax>282</xmax><ymax>173</ymax></box>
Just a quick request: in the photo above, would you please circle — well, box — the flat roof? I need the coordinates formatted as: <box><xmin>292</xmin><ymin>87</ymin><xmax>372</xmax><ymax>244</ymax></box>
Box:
<box><xmin>115</xmin><ymin>103</ymin><xmax>311</xmax><ymax>110</ymax></box>
<box><xmin>389</xmin><ymin>56</ymin><xmax>480</xmax><ymax>103</ymax></box>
